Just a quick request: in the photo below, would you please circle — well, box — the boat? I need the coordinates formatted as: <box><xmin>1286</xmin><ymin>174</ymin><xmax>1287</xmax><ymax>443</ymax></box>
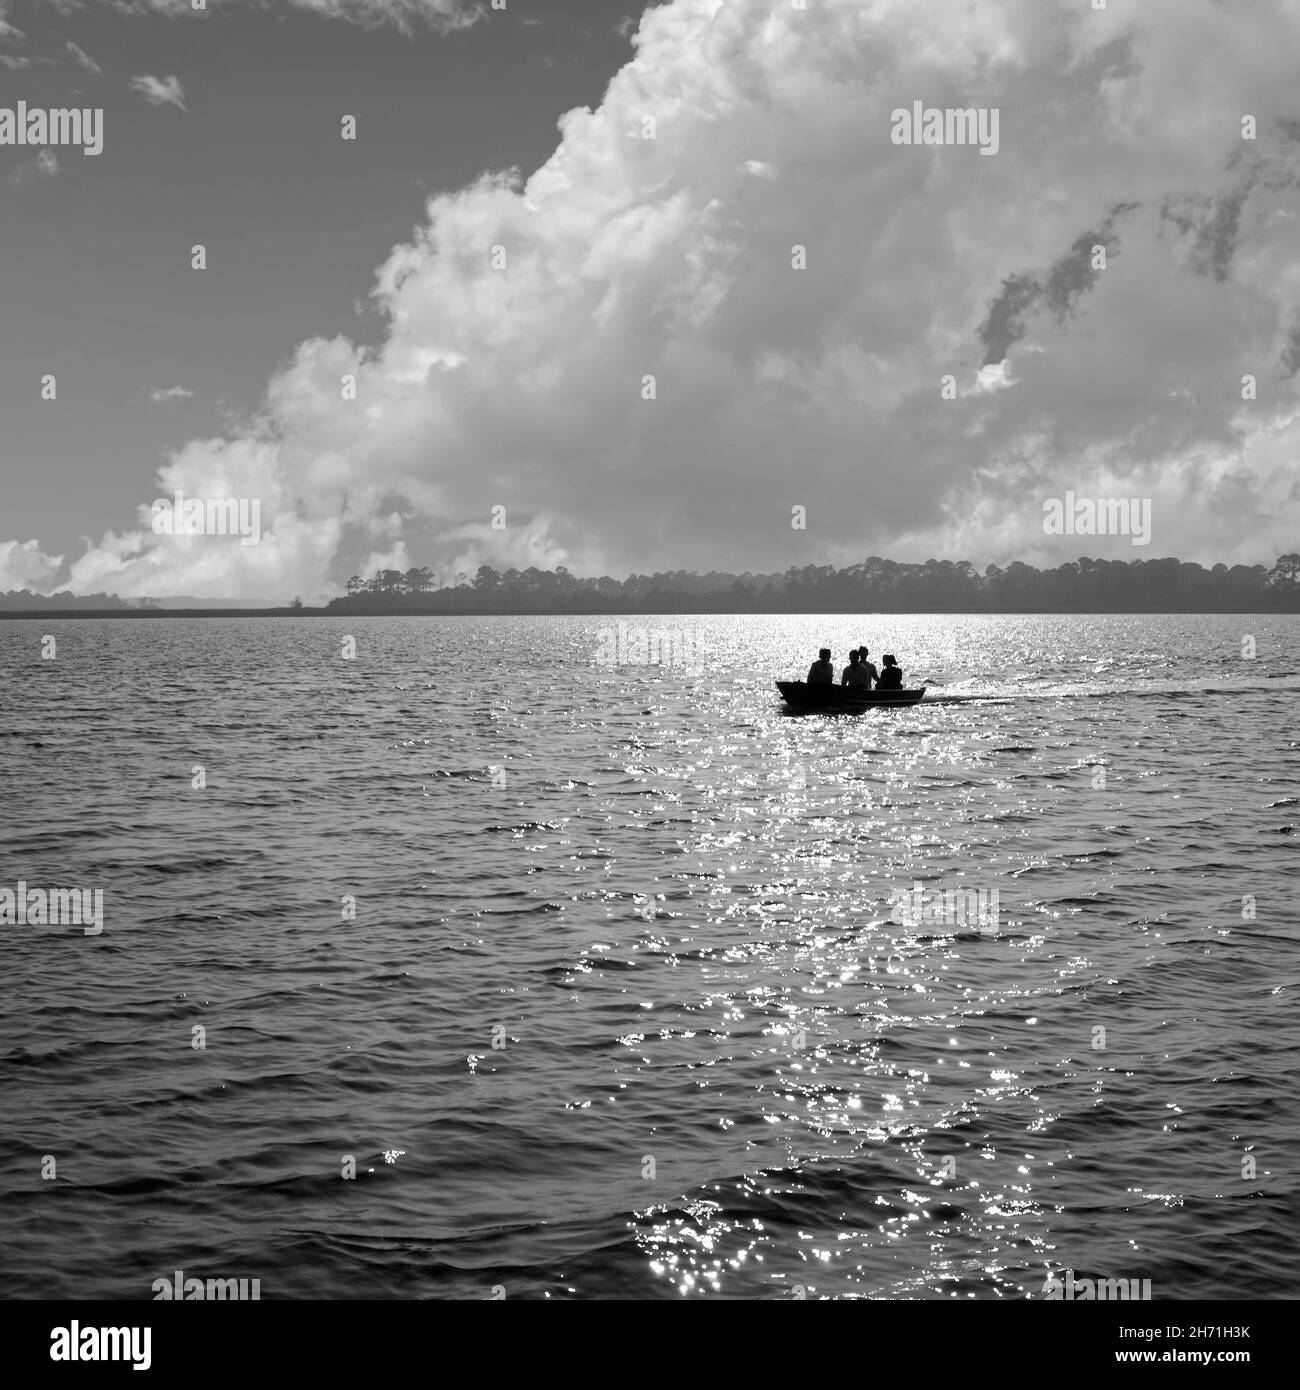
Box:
<box><xmin>775</xmin><ymin>680</ymin><xmax>926</xmax><ymax>710</ymax></box>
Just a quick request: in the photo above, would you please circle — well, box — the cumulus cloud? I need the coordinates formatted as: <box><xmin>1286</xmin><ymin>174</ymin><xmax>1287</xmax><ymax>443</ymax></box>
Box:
<box><xmin>128</xmin><ymin>74</ymin><xmax>187</xmax><ymax>109</ymax></box>
<box><xmin>66</xmin><ymin>40</ymin><xmax>101</xmax><ymax>74</ymax></box>
<box><xmin>150</xmin><ymin>385</ymin><xmax>195</xmax><ymax>404</ymax></box>
<box><xmin>20</xmin><ymin>0</ymin><xmax>1300</xmax><ymax>599</ymax></box>
<box><xmin>0</xmin><ymin>539</ymin><xmax>64</xmax><ymax>591</ymax></box>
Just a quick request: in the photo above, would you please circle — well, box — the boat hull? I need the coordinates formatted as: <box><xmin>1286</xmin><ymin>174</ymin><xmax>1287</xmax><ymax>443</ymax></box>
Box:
<box><xmin>776</xmin><ymin>680</ymin><xmax>926</xmax><ymax>710</ymax></box>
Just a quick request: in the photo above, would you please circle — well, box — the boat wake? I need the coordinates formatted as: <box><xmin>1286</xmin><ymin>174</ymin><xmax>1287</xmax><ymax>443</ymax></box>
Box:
<box><xmin>917</xmin><ymin>676</ymin><xmax>1300</xmax><ymax>705</ymax></box>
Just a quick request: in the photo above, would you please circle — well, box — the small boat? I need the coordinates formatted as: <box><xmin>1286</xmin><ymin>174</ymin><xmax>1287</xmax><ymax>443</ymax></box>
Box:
<box><xmin>776</xmin><ymin>680</ymin><xmax>926</xmax><ymax>710</ymax></box>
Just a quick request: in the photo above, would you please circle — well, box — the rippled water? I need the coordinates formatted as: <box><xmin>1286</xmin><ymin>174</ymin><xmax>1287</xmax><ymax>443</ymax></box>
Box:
<box><xmin>0</xmin><ymin>613</ymin><xmax>1296</xmax><ymax>1299</ymax></box>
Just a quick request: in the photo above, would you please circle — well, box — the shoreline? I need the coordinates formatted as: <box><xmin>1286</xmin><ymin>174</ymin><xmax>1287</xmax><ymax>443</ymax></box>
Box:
<box><xmin>3</xmin><ymin>604</ymin><xmax>1300</xmax><ymax>619</ymax></box>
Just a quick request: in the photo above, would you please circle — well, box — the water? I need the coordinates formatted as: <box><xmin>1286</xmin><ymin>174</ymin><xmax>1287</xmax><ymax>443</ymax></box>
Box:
<box><xmin>0</xmin><ymin>613</ymin><xmax>1296</xmax><ymax>1300</ymax></box>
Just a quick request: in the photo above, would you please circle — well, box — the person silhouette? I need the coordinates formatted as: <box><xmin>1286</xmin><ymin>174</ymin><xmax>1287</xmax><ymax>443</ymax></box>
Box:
<box><xmin>807</xmin><ymin>648</ymin><xmax>834</xmax><ymax>684</ymax></box>
<box><xmin>876</xmin><ymin>654</ymin><xmax>903</xmax><ymax>689</ymax></box>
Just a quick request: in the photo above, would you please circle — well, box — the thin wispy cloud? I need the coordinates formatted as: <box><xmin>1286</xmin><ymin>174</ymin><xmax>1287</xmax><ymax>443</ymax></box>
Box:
<box><xmin>66</xmin><ymin>41</ymin><xmax>101</xmax><ymax>75</ymax></box>
<box><xmin>9</xmin><ymin>149</ymin><xmax>60</xmax><ymax>184</ymax></box>
<box><xmin>129</xmin><ymin>74</ymin><xmax>187</xmax><ymax>110</ymax></box>
<box><xmin>265</xmin><ymin>0</ymin><xmax>479</xmax><ymax>28</ymax></box>
<box><xmin>0</xmin><ymin>52</ymin><xmax>28</xmax><ymax>69</ymax></box>
<box><xmin>150</xmin><ymin>386</ymin><xmax>195</xmax><ymax>404</ymax></box>
<box><xmin>22</xmin><ymin>0</ymin><xmax>478</xmax><ymax>32</ymax></box>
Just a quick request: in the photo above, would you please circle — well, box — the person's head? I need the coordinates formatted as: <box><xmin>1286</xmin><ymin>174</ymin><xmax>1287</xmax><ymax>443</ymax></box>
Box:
<box><xmin>882</xmin><ymin>654</ymin><xmax>897</xmax><ymax>667</ymax></box>
<box><xmin>848</xmin><ymin>649</ymin><xmax>860</xmax><ymax>665</ymax></box>
<box><xmin>818</xmin><ymin>648</ymin><xmax>831</xmax><ymax>662</ymax></box>
<box><xmin>859</xmin><ymin>647</ymin><xmax>868</xmax><ymax>659</ymax></box>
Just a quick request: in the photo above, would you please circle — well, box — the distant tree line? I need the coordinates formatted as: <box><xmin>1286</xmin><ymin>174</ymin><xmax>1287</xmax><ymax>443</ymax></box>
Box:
<box><xmin>0</xmin><ymin>590</ymin><xmax>131</xmax><ymax>610</ymax></box>
<box><xmin>329</xmin><ymin>554</ymin><xmax>1300</xmax><ymax>614</ymax></box>
<box><xmin>6</xmin><ymin>554</ymin><xmax>1298</xmax><ymax>614</ymax></box>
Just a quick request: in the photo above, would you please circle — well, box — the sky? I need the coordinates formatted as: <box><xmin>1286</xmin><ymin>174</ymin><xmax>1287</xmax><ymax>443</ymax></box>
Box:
<box><xmin>1</xmin><ymin>0</ymin><xmax>1298</xmax><ymax>600</ymax></box>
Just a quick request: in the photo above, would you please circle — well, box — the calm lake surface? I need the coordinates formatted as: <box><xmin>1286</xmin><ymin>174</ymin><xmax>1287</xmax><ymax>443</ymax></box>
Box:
<box><xmin>1</xmin><ymin>613</ymin><xmax>1296</xmax><ymax>1299</ymax></box>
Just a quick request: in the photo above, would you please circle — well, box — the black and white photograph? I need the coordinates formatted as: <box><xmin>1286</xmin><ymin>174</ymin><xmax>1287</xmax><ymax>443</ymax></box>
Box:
<box><xmin>0</xmin><ymin>0</ymin><xmax>1295</xmax><ymax>1358</ymax></box>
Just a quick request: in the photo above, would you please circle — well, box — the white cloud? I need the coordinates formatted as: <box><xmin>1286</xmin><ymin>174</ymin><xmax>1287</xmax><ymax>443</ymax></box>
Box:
<box><xmin>129</xmin><ymin>74</ymin><xmax>187</xmax><ymax>110</ymax></box>
<box><xmin>358</xmin><ymin>540</ymin><xmax>411</xmax><ymax>579</ymax></box>
<box><xmin>66</xmin><ymin>40</ymin><xmax>101</xmax><ymax>74</ymax></box>
<box><xmin>0</xmin><ymin>539</ymin><xmax>64</xmax><ymax>591</ymax></box>
<box><xmin>150</xmin><ymin>385</ymin><xmax>195</xmax><ymax>403</ymax></box>
<box><xmin>0</xmin><ymin>52</ymin><xmax>28</xmax><ymax>68</ymax></box>
<box><xmin>16</xmin><ymin>0</ymin><xmax>1300</xmax><ymax>599</ymax></box>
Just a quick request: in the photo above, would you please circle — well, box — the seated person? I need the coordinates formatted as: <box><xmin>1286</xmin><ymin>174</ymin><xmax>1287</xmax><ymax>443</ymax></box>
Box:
<box><xmin>875</xmin><ymin>654</ymin><xmax>903</xmax><ymax>689</ymax></box>
<box><xmin>807</xmin><ymin>648</ymin><xmax>835</xmax><ymax>684</ymax></box>
<box><xmin>842</xmin><ymin>650</ymin><xmax>871</xmax><ymax>689</ymax></box>
<box><xmin>857</xmin><ymin>647</ymin><xmax>880</xmax><ymax>684</ymax></box>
